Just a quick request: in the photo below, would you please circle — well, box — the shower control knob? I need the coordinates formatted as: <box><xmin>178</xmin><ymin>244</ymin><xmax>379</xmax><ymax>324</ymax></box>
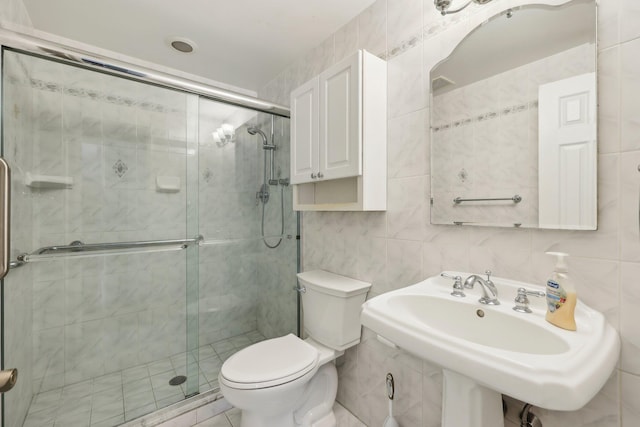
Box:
<box><xmin>311</xmin><ymin>173</ymin><xmax>317</xmax><ymax>179</ymax></box>
<box><xmin>317</xmin><ymin>172</ymin><xmax>324</xmax><ymax>178</ymax></box>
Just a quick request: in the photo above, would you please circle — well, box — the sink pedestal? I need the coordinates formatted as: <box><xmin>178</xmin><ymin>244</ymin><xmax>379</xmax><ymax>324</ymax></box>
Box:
<box><xmin>442</xmin><ymin>370</ymin><xmax>504</xmax><ymax>427</ymax></box>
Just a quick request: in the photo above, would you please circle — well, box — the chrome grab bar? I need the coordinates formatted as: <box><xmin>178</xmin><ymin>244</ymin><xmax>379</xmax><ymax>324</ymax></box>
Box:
<box><xmin>8</xmin><ymin>234</ymin><xmax>297</xmax><ymax>269</ymax></box>
<box><xmin>453</xmin><ymin>195</ymin><xmax>522</xmax><ymax>204</ymax></box>
<box><xmin>9</xmin><ymin>235</ymin><xmax>203</xmax><ymax>269</ymax></box>
<box><xmin>0</xmin><ymin>158</ymin><xmax>10</xmax><ymax>279</ymax></box>
<box><xmin>32</xmin><ymin>236</ymin><xmax>203</xmax><ymax>255</ymax></box>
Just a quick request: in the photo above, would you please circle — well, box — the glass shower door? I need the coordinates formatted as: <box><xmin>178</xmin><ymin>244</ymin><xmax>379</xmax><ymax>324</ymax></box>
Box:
<box><xmin>195</xmin><ymin>100</ymin><xmax>298</xmax><ymax>395</ymax></box>
<box><xmin>1</xmin><ymin>49</ymin><xmax>200</xmax><ymax>426</ymax></box>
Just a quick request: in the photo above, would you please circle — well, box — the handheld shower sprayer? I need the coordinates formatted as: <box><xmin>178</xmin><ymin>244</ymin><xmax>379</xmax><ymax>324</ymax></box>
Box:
<box><xmin>246</xmin><ymin>121</ymin><xmax>288</xmax><ymax>249</ymax></box>
<box><xmin>247</xmin><ymin>126</ymin><xmax>278</xmax><ymax>186</ymax></box>
<box><xmin>247</xmin><ymin>127</ymin><xmax>275</xmax><ymax>150</ymax></box>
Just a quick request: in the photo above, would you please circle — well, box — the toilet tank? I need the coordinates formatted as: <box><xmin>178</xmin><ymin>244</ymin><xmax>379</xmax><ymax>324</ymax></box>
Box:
<box><xmin>297</xmin><ymin>270</ymin><xmax>371</xmax><ymax>351</ymax></box>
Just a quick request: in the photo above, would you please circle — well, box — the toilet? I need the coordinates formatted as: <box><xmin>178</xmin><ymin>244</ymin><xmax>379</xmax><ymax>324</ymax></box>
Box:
<box><xmin>218</xmin><ymin>270</ymin><xmax>371</xmax><ymax>427</ymax></box>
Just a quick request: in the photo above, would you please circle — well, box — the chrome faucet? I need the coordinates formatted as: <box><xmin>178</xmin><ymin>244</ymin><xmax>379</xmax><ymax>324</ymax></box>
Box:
<box><xmin>464</xmin><ymin>270</ymin><xmax>500</xmax><ymax>305</ymax></box>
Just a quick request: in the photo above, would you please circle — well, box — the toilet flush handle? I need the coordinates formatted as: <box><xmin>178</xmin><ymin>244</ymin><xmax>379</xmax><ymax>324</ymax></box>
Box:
<box><xmin>294</xmin><ymin>285</ymin><xmax>306</xmax><ymax>293</ymax></box>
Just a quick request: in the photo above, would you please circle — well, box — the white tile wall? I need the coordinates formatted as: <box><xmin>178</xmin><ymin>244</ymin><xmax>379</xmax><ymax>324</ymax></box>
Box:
<box><xmin>259</xmin><ymin>0</ymin><xmax>640</xmax><ymax>425</ymax></box>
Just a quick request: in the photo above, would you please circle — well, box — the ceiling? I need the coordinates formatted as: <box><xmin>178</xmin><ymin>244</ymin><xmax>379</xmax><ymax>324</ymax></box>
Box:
<box><xmin>22</xmin><ymin>0</ymin><xmax>376</xmax><ymax>92</ymax></box>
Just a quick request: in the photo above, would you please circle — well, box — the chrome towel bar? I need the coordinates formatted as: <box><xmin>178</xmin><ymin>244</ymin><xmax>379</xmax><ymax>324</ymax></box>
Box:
<box><xmin>8</xmin><ymin>234</ymin><xmax>299</xmax><ymax>269</ymax></box>
<box><xmin>453</xmin><ymin>195</ymin><xmax>522</xmax><ymax>204</ymax></box>
<box><xmin>9</xmin><ymin>235</ymin><xmax>203</xmax><ymax>269</ymax></box>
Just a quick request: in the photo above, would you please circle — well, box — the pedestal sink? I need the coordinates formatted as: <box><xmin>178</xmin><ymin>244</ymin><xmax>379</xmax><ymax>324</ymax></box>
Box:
<box><xmin>360</xmin><ymin>272</ymin><xmax>620</xmax><ymax>427</ymax></box>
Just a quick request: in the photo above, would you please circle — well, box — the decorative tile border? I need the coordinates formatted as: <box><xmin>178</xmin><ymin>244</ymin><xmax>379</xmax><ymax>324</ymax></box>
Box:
<box><xmin>432</xmin><ymin>100</ymin><xmax>538</xmax><ymax>132</ymax></box>
<box><xmin>384</xmin><ymin>32</ymin><xmax>423</xmax><ymax>61</ymax></box>
<box><xmin>6</xmin><ymin>75</ymin><xmax>180</xmax><ymax>113</ymax></box>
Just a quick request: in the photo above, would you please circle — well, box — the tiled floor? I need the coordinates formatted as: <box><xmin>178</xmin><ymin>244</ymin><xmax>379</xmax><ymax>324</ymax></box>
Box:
<box><xmin>191</xmin><ymin>403</ymin><xmax>366</xmax><ymax>427</ymax></box>
<box><xmin>23</xmin><ymin>331</ymin><xmax>265</xmax><ymax>427</ymax></box>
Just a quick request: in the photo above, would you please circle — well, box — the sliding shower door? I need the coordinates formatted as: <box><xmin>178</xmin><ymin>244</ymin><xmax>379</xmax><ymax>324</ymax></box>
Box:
<box><xmin>1</xmin><ymin>49</ymin><xmax>200</xmax><ymax>426</ymax></box>
<box><xmin>0</xmin><ymin>46</ymin><xmax>298</xmax><ymax>427</ymax></box>
<box><xmin>195</xmin><ymin>101</ymin><xmax>298</xmax><ymax>394</ymax></box>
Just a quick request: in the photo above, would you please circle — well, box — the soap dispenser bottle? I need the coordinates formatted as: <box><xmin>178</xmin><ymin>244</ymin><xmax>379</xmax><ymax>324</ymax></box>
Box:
<box><xmin>545</xmin><ymin>252</ymin><xmax>577</xmax><ymax>331</ymax></box>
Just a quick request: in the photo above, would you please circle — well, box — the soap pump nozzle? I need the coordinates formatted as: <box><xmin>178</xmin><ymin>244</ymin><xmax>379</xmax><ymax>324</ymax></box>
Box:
<box><xmin>546</xmin><ymin>251</ymin><xmax>569</xmax><ymax>273</ymax></box>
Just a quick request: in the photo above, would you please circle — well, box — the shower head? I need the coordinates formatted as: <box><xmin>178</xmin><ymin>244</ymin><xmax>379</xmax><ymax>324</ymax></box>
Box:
<box><xmin>247</xmin><ymin>126</ymin><xmax>268</xmax><ymax>146</ymax></box>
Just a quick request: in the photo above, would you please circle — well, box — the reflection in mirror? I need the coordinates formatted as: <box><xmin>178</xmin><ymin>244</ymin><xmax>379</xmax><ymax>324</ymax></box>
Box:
<box><xmin>429</xmin><ymin>0</ymin><xmax>597</xmax><ymax>230</ymax></box>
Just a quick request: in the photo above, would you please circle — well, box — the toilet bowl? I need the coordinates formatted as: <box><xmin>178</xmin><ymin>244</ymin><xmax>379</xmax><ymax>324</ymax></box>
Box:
<box><xmin>219</xmin><ymin>334</ymin><xmax>340</xmax><ymax>427</ymax></box>
<box><xmin>218</xmin><ymin>270</ymin><xmax>371</xmax><ymax>427</ymax></box>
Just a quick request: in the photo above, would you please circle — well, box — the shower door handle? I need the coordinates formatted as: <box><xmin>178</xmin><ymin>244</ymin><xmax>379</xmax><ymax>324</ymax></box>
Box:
<box><xmin>0</xmin><ymin>369</ymin><xmax>17</xmax><ymax>393</ymax></box>
<box><xmin>0</xmin><ymin>158</ymin><xmax>10</xmax><ymax>280</ymax></box>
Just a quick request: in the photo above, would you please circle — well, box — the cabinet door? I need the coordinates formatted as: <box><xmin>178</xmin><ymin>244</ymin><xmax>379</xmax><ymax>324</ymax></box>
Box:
<box><xmin>319</xmin><ymin>52</ymin><xmax>362</xmax><ymax>180</ymax></box>
<box><xmin>290</xmin><ymin>77</ymin><xmax>320</xmax><ymax>184</ymax></box>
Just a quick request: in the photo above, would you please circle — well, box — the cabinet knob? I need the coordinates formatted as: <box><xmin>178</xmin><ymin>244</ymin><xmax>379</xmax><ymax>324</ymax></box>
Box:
<box><xmin>311</xmin><ymin>173</ymin><xmax>317</xmax><ymax>179</ymax></box>
<box><xmin>317</xmin><ymin>172</ymin><xmax>324</xmax><ymax>178</ymax></box>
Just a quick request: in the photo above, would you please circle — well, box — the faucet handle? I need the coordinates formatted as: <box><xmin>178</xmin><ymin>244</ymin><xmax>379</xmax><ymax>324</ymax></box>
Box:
<box><xmin>485</xmin><ymin>270</ymin><xmax>493</xmax><ymax>282</ymax></box>
<box><xmin>440</xmin><ymin>273</ymin><xmax>465</xmax><ymax>297</ymax></box>
<box><xmin>513</xmin><ymin>287</ymin><xmax>546</xmax><ymax>313</ymax></box>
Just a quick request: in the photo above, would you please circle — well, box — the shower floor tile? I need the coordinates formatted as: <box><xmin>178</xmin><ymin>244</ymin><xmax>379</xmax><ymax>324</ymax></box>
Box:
<box><xmin>190</xmin><ymin>403</ymin><xmax>365</xmax><ymax>427</ymax></box>
<box><xmin>24</xmin><ymin>330</ymin><xmax>264</xmax><ymax>427</ymax></box>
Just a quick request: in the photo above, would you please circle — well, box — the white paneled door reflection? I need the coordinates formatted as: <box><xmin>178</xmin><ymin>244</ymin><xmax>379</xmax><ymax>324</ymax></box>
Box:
<box><xmin>538</xmin><ymin>72</ymin><xmax>597</xmax><ymax>230</ymax></box>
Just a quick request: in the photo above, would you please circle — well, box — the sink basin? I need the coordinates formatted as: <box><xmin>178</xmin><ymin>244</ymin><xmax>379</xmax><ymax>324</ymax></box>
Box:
<box><xmin>361</xmin><ymin>272</ymin><xmax>619</xmax><ymax>412</ymax></box>
<box><xmin>388</xmin><ymin>295</ymin><xmax>570</xmax><ymax>355</ymax></box>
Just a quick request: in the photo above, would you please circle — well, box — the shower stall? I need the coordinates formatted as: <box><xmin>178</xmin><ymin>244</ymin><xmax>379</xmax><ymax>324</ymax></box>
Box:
<box><xmin>0</xmin><ymin>34</ymin><xmax>297</xmax><ymax>427</ymax></box>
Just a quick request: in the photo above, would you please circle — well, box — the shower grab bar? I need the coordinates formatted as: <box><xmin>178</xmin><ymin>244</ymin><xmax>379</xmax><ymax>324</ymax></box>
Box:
<box><xmin>453</xmin><ymin>195</ymin><xmax>522</xmax><ymax>204</ymax></box>
<box><xmin>0</xmin><ymin>158</ymin><xmax>10</xmax><ymax>279</ymax></box>
<box><xmin>9</xmin><ymin>235</ymin><xmax>203</xmax><ymax>269</ymax></box>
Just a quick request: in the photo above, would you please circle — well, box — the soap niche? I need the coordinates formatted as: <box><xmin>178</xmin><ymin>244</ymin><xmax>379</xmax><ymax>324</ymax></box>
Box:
<box><xmin>156</xmin><ymin>175</ymin><xmax>180</xmax><ymax>193</ymax></box>
<box><xmin>25</xmin><ymin>172</ymin><xmax>74</xmax><ymax>189</ymax></box>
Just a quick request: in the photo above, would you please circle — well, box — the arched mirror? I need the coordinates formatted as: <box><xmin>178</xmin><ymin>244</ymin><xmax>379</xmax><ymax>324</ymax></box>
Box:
<box><xmin>429</xmin><ymin>0</ymin><xmax>597</xmax><ymax>229</ymax></box>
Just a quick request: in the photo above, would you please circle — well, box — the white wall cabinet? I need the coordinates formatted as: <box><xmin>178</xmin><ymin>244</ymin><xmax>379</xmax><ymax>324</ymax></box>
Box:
<box><xmin>290</xmin><ymin>50</ymin><xmax>387</xmax><ymax>211</ymax></box>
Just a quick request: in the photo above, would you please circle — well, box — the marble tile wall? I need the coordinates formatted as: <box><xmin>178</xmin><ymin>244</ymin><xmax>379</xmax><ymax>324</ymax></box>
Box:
<box><xmin>196</xmin><ymin>104</ymin><xmax>297</xmax><ymax>351</ymax></box>
<box><xmin>431</xmin><ymin>44</ymin><xmax>594</xmax><ymax>227</ymax></box>
<box><xmin>258</xmin><ymin>0</ymin><xmax>640</xmax><ymax>425</ymax></box>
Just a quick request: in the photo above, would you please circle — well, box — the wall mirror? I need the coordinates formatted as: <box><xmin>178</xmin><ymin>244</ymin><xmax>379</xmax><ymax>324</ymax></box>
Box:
<box><xmin>429</xmin><ymin>0</ymin><xmax>597</xmax><ymax>229</ymax></box>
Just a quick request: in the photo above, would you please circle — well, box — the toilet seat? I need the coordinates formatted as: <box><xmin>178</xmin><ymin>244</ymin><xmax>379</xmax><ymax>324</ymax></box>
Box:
<box><xmin>220</xmin><ymin>334</ymin><xmax>319</xmax><ymax>390</ymax></box>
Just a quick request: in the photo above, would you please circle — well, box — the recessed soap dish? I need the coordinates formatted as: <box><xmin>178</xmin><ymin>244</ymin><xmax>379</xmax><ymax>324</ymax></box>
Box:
<box><xmin>25</xmin><ymin>173</ymin><xmax>73</xmax><ymax>189</ymax></box>
<box><xmin>156</xmin><ymin>175</ymin><xmax>180</xmax><ymax>193</ymax></box>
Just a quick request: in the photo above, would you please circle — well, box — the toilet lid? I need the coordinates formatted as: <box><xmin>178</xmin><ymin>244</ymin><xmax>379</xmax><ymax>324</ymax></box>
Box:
<box><xmin>220</xmin><ymin>334</ymin><xmax>319</xmax><ymax>389</ymax></box>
